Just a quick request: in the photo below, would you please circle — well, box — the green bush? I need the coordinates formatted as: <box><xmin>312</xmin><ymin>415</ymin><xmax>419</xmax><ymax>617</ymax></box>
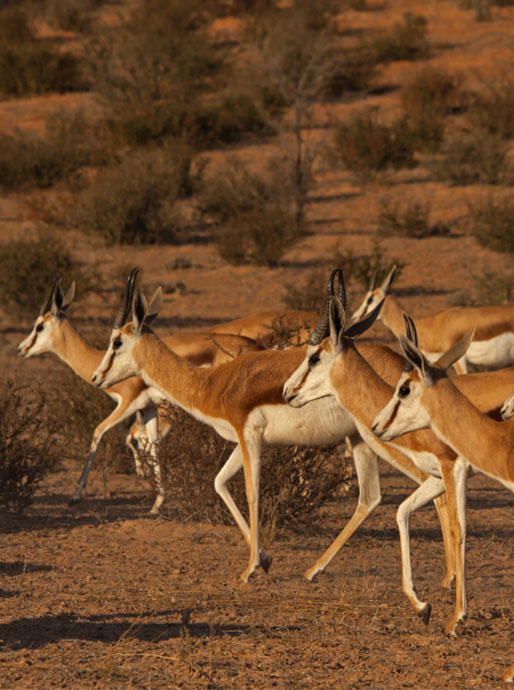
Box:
<box><xmin>368</xmin><ymin>12</ymin><xmax>429</xmax><ymax>63</ymax></box>
<box><xmin>0</xmin><ymin>380</ymin><xmax>57</xmax><ymax>513</ymax></box>
<box><xmin>197</xmin><ymin>157</ymin><xmax>307</xmax><ymax>267</ymax></box>
<box><xmin>71</xmin><ymin>145</ymin><xmax>194</xmax><ymax>245</ymax></box>
<box><xmin>468</xmin><ymin>195</ymin><xmax>514</xmax><ymax>253</ymax></box>
<box><xmin>0</xmin><ymin>109</ymin><xmax>111</xmax><ymax>191</ymax></box>
<box><xmin>0</xmin><ymin>232</ymin><xmax>92</xmax><ymax>316</ymax></box>
<box><xmin>0</xmin><ymin>7</ymin><xmax>87</xmax><ymax>96</ymax></box>
<box><xmin>330</xmin><ymin>108</ymin><xmax>417</xmax><ymax>180</ymax></box>
<box><xmin>429</xmin><ymin>129</ymin><xmax>508</xmax><ymax>185</ymax></box>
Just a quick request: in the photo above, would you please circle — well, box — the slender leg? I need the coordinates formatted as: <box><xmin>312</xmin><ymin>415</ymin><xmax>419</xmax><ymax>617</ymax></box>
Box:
<box><xmin>214</xmin><ymin>445</ymin><xmax>271</xmax><ymax>574</ymax></box>
<box><xmin>441</xmin><ymin>457</ymin><xmax>469</xmax><ymax>636</ymax></box>
<box><xmin>395</xmin><ymin>475</ymin><xmax>446</xmax><ymax>624</ymax></box>
<box><xmin>305</xmin><ymin>440</ymin><xmax>381</xmax><ymax>581</ymax></box>
<box><xmin>238</xmin><ymin>431</ymin><xmax>263</xmax><ymax>582</ymax></box>
<box><xmin>503</xmin><ymin>664</ymin><xmax>514</xmax><ymax>683</ymax></box>
<box><xmin>433</xmin><ymin>492</ymin><xmax>456</xmax><ymax>589</ymax></box>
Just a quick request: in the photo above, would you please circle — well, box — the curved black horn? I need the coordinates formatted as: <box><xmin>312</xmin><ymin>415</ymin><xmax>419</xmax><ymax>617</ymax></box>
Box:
<box><xmin>307</xmin><ymin>268</ymin><xmax>345</xmax><ymax>345</ymax></box>
<box><xmin>113</xmin><ymin>267</ymin><xmax>141</xmax><ymax>328</ymax></box>
<box><xmin>40</xmin><ymin>275</ymin><xmax>59</xmax><ymax>315</ymax></box>
<box><xmin>402</xmin><ymin>313</ymin><xmax>418</xmax><ymax>371</ymax></box>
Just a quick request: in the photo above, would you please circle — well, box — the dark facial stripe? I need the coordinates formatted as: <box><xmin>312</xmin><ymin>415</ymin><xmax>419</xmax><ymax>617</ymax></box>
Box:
<box><xmin>382</xmin><ymin>399</ymin><xmax>401</xmax><ymax>431</ymax></box>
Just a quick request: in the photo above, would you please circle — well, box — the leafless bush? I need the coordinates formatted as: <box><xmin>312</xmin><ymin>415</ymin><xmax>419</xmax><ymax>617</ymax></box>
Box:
<box><xmin>429</xmin><ymin>129</ymin><xmax>509</xmax><ymax>185</ymax></box>
<box><xmin>0</xmin><ymin>380</ymin><xmax>58</xmax><ymax>512</ymax></box>
<box><xmin>0</xmin><ymin>231</ymin><xmax>93</xmax><ymax>316</ymax></box>
<box><xmin>197</xmin><ymin>157</ymin><xmax>308</xmax><ymax>266</ymax></box>
<box><xmin>0</xmin><ymin>110</ymin><xmax>110</xmax><ymax>192</ymax></box>
<box><xmin>71</xmin><ymin>145</ymin><xmax>195</xmax><ymax>245</ymax></box>
<box><xmin>467</xmin><ymin>195</ymin><xmax>514</xmax><ymax>254</ymax></box>
<box><xmin>330</xmin><ymin>108</ymin><xmax>417</xmax><ymax>181</ymax></box>
<box><xmin>154</xmin><ymin>406</ymin><xmax>351</xmax><ymax>541</ymax></box>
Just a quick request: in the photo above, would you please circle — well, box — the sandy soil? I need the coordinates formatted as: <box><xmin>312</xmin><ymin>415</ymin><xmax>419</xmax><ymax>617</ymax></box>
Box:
<box><xmin>0</xmin><ymin>1</ymin><xmax>513</xmax><ymax>688</ymax></box>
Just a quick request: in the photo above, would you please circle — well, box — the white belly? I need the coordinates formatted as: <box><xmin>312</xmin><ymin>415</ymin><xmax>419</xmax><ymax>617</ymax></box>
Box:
<box><xmin>465</xmin><ymin>333</ymin><xmax>514</xmax><ymax>369</ymax></box>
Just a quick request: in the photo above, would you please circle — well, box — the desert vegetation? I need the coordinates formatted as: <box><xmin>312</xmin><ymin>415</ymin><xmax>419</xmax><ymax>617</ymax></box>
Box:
<box><xmin>0</xmin><ymin>1</ymin><xmax>513</xmax><ymax>687</ymax></box>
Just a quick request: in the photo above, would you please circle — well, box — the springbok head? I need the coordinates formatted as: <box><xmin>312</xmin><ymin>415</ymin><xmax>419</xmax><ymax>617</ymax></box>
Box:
<box><xmin>92</xmin><ymin>268</ymin><xmax>162</xmax><ymax>389</ymax></box>
<box><xmin>18</xmin><ymin>276</ymin><xmax>76</xmax><ymax>358</ymax></box>
<box><xmin>350</xmin><ymin>263</ymin><xmax>396</xmax><ymax>324</ymax></box>
<box><xmin>283</xmin><ymin>268</ymin><xmax>384</xmax><ymax>408</ymax></box>
<box><xmin>371</xmin><ymin>315</ymin><xmax>475</xmax><ymax>441</ymax></box>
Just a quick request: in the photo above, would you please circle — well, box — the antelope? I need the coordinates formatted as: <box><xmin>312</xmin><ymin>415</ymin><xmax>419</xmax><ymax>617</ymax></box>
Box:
<box><xmin>18</xmin><ymin>276</ymin><xmax>263</xmax><ymax>513</ymax></box>
<box><xmin>371</xmin><ymin>319</ymin><xmax>513</xmax><ymax>683</ymax></box>
<box><xmin>283</xmin><ymin>274</ymin><xmax>514</xmax><ymax>634</ymax></box>
<box><xmin>501</xmin><ymin>392</ymin><xmax>514</xmax><ymax>420</ymax></box>
<box><xmin>91</xmin><ymin>267</ymin><xmax>466</xmax><ymax>599</ymax></box>
<box><xmin>352</xmin><ymin>266</ymin><xmax>514</xmax><ymax>373</ymax></box>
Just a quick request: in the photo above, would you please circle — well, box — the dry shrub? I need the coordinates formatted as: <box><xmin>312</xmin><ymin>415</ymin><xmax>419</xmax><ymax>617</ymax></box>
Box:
<box><xmin>283</xmin><ymin>248</ymin><xmax>405</xmax><ymax>314</ymax></box>
<box><xmin>0</xmin><ymin>231</ymin><xmax>92</xmax><ymax>316</ymax></box>
<box><xmin>0</xmin><ymin>110</ymin><xmax>110</xmax><ymax>192</ymax></box>
<box><xmin>367</xmin><ymin>12</ymin><xmax>429</xmax><ymax>63</ymax></box>
<box><xmin>0</xmin><ymin>380</ymin><xmax>57</xmax><ymax>512</ymax></box>
<box><xmin>467</xmin><ymin>195</ymin><xmax>514</xmax><ymax>254</ymax></box>
<box><xmin>198</xmin><ymin>157</ymin><xmax>307</xmax><ymax>266</ymax></box>
<box><xmin>71</xmin><ymin>145</ymin><xmax>194</xmax><ymax>245</ymax></box>
<box><xmin>401</xmin><ymin>68</ymin><xmax>465</xmax><ymax>151</ymax></box>
<box><xmin>156</xmin><ymin>406</ymin><xmax>351</xmax><ymax>541</ymax></box>
<box><xmin>0</xmin><ymin>7</ymin><xmax>86</xmax><ymax>96</ymax></box>
<box><xmin>375</xmin><ymin>197</ymin><xmax>449</xmax><ymax>239</ymax></box>
<box><xmin>429</xmin><ymin>129</ymin><xmax>508</xmax><ymax>185</ymax></box>
<box><xmin>330</xmin><ymin>108</ymin><xmax>417</xmax><ymax>181</ymax></box>
<box><xmin>468</xmin><ymin>75</ymin><xmax>514</xmax><ymax>139</ymax></box>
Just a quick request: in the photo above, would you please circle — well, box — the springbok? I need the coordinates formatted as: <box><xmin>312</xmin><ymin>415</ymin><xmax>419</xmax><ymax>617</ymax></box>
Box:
<box><xmin>352</xmin><ymin>266</ymin><xmax>514</xmax><ymax>373</ymax></box>
<box><xmin>18</xmin><ymin>276</ymin><xmax>263</xmax><ymax>513</ymax></box>
<box><xmin>283</xmin><ymin>275</ymin><xmax>514</xmax><ymax>634</ymax></box>
<box><xmin>90</xmin><ymin>267</ymin><xmax>468</xmax><ymax>605</ymax></box>
<box><xmin>501</xmin><ymin>392</ymin><xmax>514</xmax><ymax>420</ymax></box>
<box><xmin>370</xmin><ymin>319</ymin><xmax>513</xmax><ymax>683</ymax></box>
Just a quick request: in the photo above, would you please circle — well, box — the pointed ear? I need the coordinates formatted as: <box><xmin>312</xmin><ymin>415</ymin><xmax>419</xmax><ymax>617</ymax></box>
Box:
<box><xmin>60</xmin><ymin>282</ymin><xmax>76</xmax><ymax>311</ymax></box>
<box><xmin>344</xmin><ymin>299</ymin><xmax>384</xmax><ymax>340</ymax></box>
<box><xmin>381</xmin><ymin>265</ymin><xmax>397</xmax><ymax>295</ymax></box>
<box><xmin>329</xmin><ymin>297</ymin><xmax>345</xmax><ymax>353</ymax></box>
<box><xmin>132</xmin><ymin>291</ymin><xmax>148</xmax><ymax>334</ymax></box>
<box><xmin>50</xmin><ymin>281</ymin><xmax>64</xmax><ymax>317</ymax></box>
<box><xmin>398</xmin><ymin>334</ymin><xmax>434</xmax><ymax>386</ymax></box>
<box><xmin>144</xmin><ymin>287</ymin><xmax>162</xmax><ymax>326</ymax></box>
<box><xmin>436</xmin><ymin>329</ymin><xmax>475</xmax><ymax>371</ymax></box>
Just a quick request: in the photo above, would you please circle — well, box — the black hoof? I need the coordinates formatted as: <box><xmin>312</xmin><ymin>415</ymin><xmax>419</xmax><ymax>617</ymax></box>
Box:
<box><xmin>419</xmin><ymin>604</ymin><xmax>432</xmax><ymax>626</ymax></box>
<box><xmin>68</xmin><ymin>496</ymin><xmax>82</xmax><ymax>507</ymax></box>
<box><xmin>260</xmin><ymin>553</ymin><xmax>273</xmax><ymax>574</ymax></box>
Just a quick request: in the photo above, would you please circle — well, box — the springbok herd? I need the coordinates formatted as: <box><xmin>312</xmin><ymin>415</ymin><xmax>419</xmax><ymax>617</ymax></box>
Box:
<box><xmin>18</xmin><ymin>266</ymin><xmax>514</xmax><ymax>683</ymax></box>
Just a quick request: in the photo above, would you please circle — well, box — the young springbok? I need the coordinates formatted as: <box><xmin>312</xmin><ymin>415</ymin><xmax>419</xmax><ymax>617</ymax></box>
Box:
<box><xmin>283</xmin><ymin>276</ymin><xmax>514</xmax><ymax>634</ymax></box>
<box><xmin>18</xmin><ymin>275</ymin><xmax>263</xmax><ymax>512</ymax></box>
<box><xmin>352</xmin><ymin>266</ymin><xmax>514</xmax><ymax>373</ymax></box>
<box><xmin>370</xmin><ymin>318</ymin><xmax>513</xmax><ymax>683</ymax></box>
<box><xmin>90</xmin><ymin>268</ymin><xmax>471</xmax><ymax>612</ymax></box>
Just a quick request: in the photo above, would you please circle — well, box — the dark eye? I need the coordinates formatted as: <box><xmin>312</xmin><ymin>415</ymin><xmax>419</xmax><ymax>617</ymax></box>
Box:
<box><xmin>366</xmin><ymin>296</ymin><xmax>373</xmax><ymax>306</ymax></box>
<box><xmin>309</xmin><ymin>352</ymin><xmax>320</xmax><ymax>367</ymax></box>
<box><xmin>398</xmin><ymin>385</ymin><xmax>410</xmax><ymax>399</ymax></box>
<box><xmin>36</xmin><ymin>324</ymin><xmax>44</xmax><ymax>333</ymax></box>
<box><xmin>113</xmin><ymin>339</ymin><xmax>123</xmax><ymax>351</ymax></box>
